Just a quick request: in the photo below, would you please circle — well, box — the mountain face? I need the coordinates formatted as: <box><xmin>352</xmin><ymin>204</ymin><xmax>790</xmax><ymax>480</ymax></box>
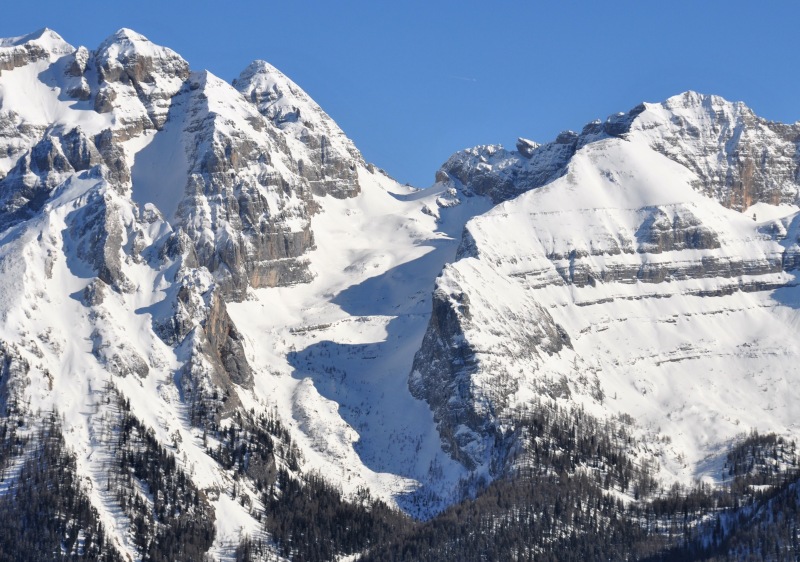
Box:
<box><xmin>233</xmin><ymin>60</ymin><xmax>364</xmax><ymax>199</ymax></box>
<box><xmin>0</xmin><ymin>27</ymin><xmax>482</xmax><ymax>561</ymax></box>
<box><xmin>413</xmin><ymin>92</ymin><xmax>800</xmax><ymax>478</ymax></box>
<box><xmin>1</xmin><ymin>26</ymin><xmax>800</xmax><ymax>562</ymax></box>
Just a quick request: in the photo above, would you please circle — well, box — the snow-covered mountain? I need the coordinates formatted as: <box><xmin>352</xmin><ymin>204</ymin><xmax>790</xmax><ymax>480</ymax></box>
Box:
<box><xmin>1</xmin><ymin>26</ymin><xmax>800</xmax><ymax>562</ymax></box>
<box><xmin>0</xmin><ymin>27</ymin><xmax>493</xmax><ymax>560</ymax></box>
<box><xmin>413</xmin><ymin>91</ymin><xmax>800</xmax><ymax>480</ymax></box>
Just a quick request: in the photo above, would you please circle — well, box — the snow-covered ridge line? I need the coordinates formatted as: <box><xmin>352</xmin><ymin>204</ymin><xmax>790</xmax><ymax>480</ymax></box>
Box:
<box><xmin>414</xmin><ymin>99</ymin><xmax>800</xmax><ymax>489</ymax></box>
<box><xmin>438</xmin><ymin>91</ymin><xmax>800</xmax><ymax>210</ymax></box>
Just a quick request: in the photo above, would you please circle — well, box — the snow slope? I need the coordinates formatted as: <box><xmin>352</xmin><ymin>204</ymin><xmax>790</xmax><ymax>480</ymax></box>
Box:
<box><xmin>229</xmin><ymin>169</ymin><xmax>491</xmax><ymax>515</ymax></box>
<box><xmin>413</xmin><ymin>107</ymin><xmax>800</xmax><ymax>487</ymax></box>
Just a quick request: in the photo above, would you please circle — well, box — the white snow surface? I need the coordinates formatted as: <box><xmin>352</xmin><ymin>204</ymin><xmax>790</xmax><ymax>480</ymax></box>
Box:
<box><xmin>438</xmin><ymin>134</ymin><xmax>800</xmax><ymax>485</ymax></box>
<box><xmin>228</xmin><ymin>169</ymin><xmax>492</xmax><ymax>514</ymax></box>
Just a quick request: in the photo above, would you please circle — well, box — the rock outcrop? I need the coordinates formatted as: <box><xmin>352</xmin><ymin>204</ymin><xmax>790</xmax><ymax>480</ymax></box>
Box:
<box><xmin>234</xmin><ymin>60</ymin><xmax>364</xmax><ymax>199</ymax></box>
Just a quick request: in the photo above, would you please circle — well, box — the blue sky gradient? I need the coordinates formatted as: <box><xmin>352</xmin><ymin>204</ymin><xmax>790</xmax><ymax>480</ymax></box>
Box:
<box><xmin>2</xmin><ymin>1</ymin><xmax>797</xmax><ymax>186</ymax></box>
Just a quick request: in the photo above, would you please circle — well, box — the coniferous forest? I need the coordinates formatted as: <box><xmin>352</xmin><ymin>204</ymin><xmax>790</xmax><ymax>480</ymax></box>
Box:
<box><xmin>2</xmin><ymin>397</ymin><xmax>800</xmax><ymax>561</ymax></box>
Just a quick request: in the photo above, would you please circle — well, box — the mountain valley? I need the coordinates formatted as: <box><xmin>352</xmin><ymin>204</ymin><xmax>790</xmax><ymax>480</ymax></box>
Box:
<box><xmin>0</xmin><ymin>27</ymin><xmax>799</xmax><ymax>561</ymax></box>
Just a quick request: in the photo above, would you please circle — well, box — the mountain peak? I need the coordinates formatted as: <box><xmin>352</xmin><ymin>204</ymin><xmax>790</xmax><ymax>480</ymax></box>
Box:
<box><xmin>111</xmin><ymin>27</ymin><xmax>149</xmax><ymax>42</ymax></box>
<box><xmin>96</xmin><ymin>27</ymin><xmax>186</xmax><ymax>67</ymax></box>
<box><xmin>234</xmin><ymin>58</ymin><xmax>314</xmax><ymax>120</ymax></box>
<box><xmin>658</xmin><ymin>90</ymin><xmax>751</xmax><ymax>115</ymax></box>
<box><xmin>0</xmin><ymin>27</ymin><xmax>73</xmax><ymax>54</ymax></box>
<box><xmin>240</xmin><ymin>58</ymin><xmax>282</xmax><ymax>77</ymax></box>
<box><xmin>93</xmin><ymin>27</ymin><xmax>189</xmax><ymax>119</ymax></box>
<box><xmin>234</xmin><ymin>56</ymin><xmax>365</xmax><ymax>196</ymax></box>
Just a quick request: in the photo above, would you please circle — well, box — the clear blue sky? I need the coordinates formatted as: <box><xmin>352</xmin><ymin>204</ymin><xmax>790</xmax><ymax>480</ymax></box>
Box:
<box><xmin>2</xmin><ymin>1</ymin><xmax>798</xmax><ymax>186</ymax></box>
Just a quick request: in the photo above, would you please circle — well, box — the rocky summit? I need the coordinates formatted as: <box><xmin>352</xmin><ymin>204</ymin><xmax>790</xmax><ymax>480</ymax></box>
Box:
<box><xmin>1</xmin><ymin>27</ymin><xmax>800</xmax><ymax>562</ymax></box>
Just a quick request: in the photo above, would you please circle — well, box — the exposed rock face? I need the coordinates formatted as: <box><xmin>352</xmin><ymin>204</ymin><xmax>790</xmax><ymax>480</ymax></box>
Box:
<box><xmin>173</xmin><ymin>70</ymin><xmax>317</xmax><ymax>299</ymax></box>
<box><xmin>515</xmin><ymin>137</ymin><xmax>539</xmax><ymax>158</ymax></box>
<box><xmin>637</xmin><ymin>207</ymin><xmax>721</xmax><ymax>254</ymax></box>
<box><xmin>93</xmin><ymin>28</ymin><xmax>190</xmax><ymax>133</ymax></box>
<box><xmin>154</xmin><ymin>268</ymin><xmax>253</xmax><ymax>393</ymax></box>
<box><xmin>66</xmin><ymin>186</ymin><xmax>132</xmax><ymax>292</ymax></box>
<box><xmin>0</xmin><ymin>28</ymin><xmax>73</xmax><ymax>72</ymax></box>
<box><xmin>162</xmin><ymin>274</ymin><xmax>254</xmax><ymax>423</ymax></box>
<box><xmin>0</xmin><ymin>127</ymin><xmax>109</xmax><ymax>233</ymax></box>
<box><xmin>439</xmin><ymin>142</ymin><xmax>568</xmax><ymax>203</ymax></box>
<box><xmin>629</xmin><ymin>92</ymin><xmax>800</xmax><ymax>210</ymax></box>
<box><xmin>0</xmin><ymin>148</ymin><xmax>61</xmax><ymax>231</ymax></box>
<box><xmin>203</xmin><ymin>290</ymin><xmax>252</xmax><ymax>389</ymax></box>
<box><xmin>59</xmin><ymin>127</ymin><xmax>104</xmax><ymax>171</ymax></box>
<box><xmin>410</xmin><ymin>267</ymin><xmax>570</xmax><ymax>469</ymax></box>
<box><xmin>234</xmin><ymin>60</ymin><xmax>364</xmax><ymax>199</ymax></box>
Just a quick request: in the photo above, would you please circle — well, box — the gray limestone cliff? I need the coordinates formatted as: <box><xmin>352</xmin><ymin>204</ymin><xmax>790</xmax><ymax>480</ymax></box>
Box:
<box><xmin>234</xmin><ymin>60</ymin><xmax>364</xmax><ymax>199</ymax></box>
<box><xmin>409</xmin><ymin>274</ymin><xmax>570</xmax><ymax>470</ymax></box>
